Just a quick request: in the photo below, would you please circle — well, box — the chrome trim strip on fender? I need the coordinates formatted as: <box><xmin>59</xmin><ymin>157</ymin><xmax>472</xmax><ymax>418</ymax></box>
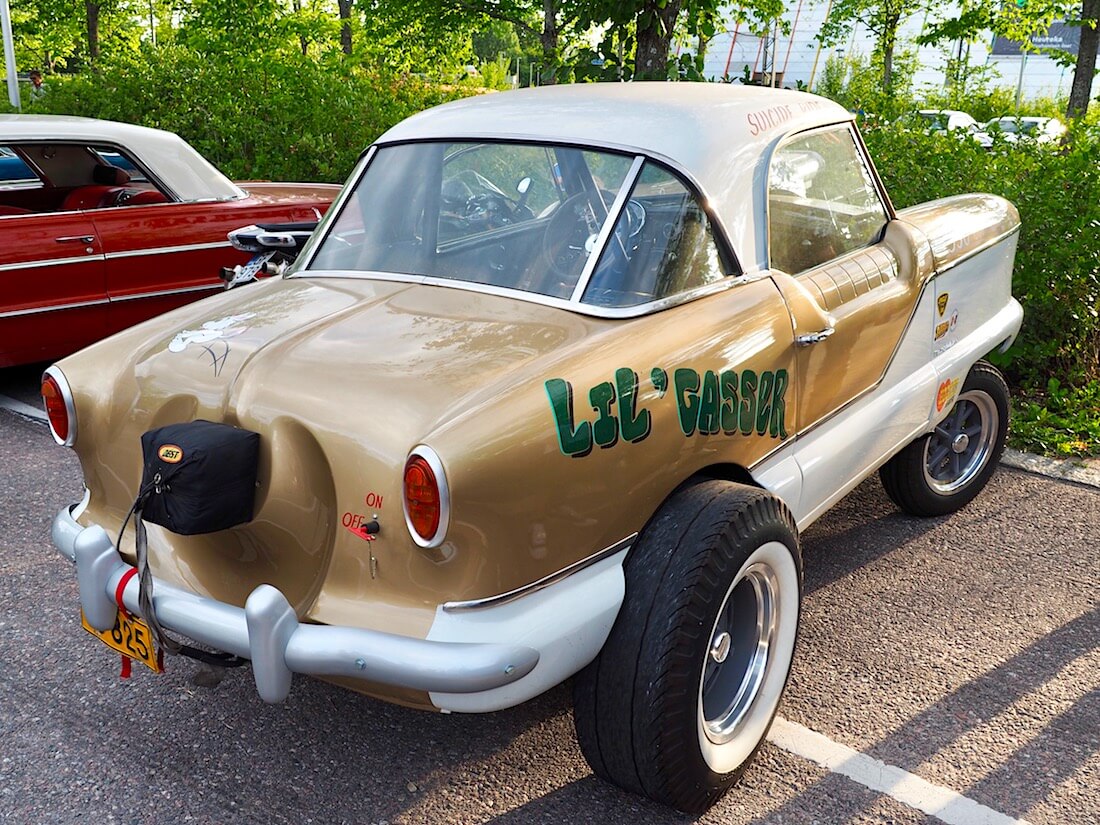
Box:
<box><xmin>108</xmin><ymin>283</ymin><xmax>223</xmax><ymax>303</ymax></box>
<box><xmin>442</xmin><ymin>532</ymin><xmax>638</xmax><ymax>612</ymax></box>
<box><xmin>104</xmin><ymin>240</ymin><xmax>231</xmax><ymax>259</ymax></box>
<box><xmin>0</xmin><ymin>297</ymin><xmax>109</xmax><ymax>319</ymax></box>
<box><xmin>0</xmin><ymin>254</ymin><xmax>105</xmax><ymax>273</ymax></box>
<box><xmin>916</xmin><ymin>224</ymin><xmax>1021</xmax><ymax>276</ymax></box>
<box><xmin>300</xmin><ymin>269</ymin><xmax>741</xmax><ymax>320</ymax></box>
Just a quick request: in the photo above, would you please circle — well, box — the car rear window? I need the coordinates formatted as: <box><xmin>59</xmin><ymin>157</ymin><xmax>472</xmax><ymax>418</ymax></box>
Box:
<box><xmin>305</xmin><ymin>141</ymin><xmax>733</xmax><ymax>308</ymax></box>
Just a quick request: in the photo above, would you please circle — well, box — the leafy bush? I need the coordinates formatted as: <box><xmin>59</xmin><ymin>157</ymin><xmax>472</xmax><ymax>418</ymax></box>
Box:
<box><xmin>26</xmin><ymin>47</ymin><xmax>478</xmax><ymax>183</ymax></box>
<box><xmin>863</xmin><ymin>123</ymin><xmax>1100</xmax><ymax>389</ymax></box>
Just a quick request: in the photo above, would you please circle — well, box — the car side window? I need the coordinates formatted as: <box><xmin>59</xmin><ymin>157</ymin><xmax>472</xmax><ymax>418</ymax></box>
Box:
<box><xmin>582</xmin><ymin>163</ymin><xmax>727</xmax><ymax>308</ymax></box>
<box><xmin>768</xmin><ymin>127</ymin><xmax>888</xmax><ymax>275</ymax></box>
<box><xmin>0</xmin><ymin>145</ymin><xmax>39</xmax><ymax>186</ymax></box>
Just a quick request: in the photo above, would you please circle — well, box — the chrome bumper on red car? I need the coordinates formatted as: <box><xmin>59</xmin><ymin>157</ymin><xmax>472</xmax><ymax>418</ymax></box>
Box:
<box><xmin>51</xmin><ymin>503</ymin><xmax>539</xmax><ymax>703</ymax></box>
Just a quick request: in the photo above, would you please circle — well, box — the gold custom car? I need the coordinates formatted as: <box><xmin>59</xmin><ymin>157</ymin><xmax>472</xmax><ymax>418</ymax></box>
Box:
<box><xmin>46</xmin><ymin>84</ymin><xmax>1022</xmax><ymax>813</ymax></box>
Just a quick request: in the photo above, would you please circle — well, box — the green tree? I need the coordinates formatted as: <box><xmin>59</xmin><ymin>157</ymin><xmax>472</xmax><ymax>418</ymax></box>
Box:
<box><xmin>10</xmin><ymin>0</ymin><xmax>85</xmax><ymax>69</ymax></box>
<box><xmin>818</xmin><ymin>0</ymin><xmax>933</xmax><ymax>92</ymax></box>
<box><xmin>1067</xmin><ymin>0</ymin><xmax>1098</xmax><ymax>118</ymax></box>
<box><xmin>918</xmin><ymin>0</ymin><xmax>1096</xmax><ymax>120</ymax></box>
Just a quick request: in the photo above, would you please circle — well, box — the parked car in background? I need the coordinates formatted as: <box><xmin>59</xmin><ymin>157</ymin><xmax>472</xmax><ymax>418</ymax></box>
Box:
<box><xmin>0</xmin><ymin>115</ymin><xmax>340</xmax><ymax>367</ymax></box>
<box><xmin>985</xmin><ymin>115</ymin><xmax>1067</xmax><ymax>144</ymax></box>
<box><xmin>48</xmin><ymin>85</ymin><xmax>1021</xmax><ymax>813</ymax></box>
<box><xmin>917</xmin><ymin>109</ymin><xmax>993</xmax><ymax>148</ymax></box>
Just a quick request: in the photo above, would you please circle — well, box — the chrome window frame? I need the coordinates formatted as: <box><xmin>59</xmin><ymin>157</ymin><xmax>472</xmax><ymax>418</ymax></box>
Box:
<box><xmin>763</xmin><ymin>121</ymin><xmax>895</xmax><ymax>275</ymax></box>
<box><xmin>293</xmin><ymin>138</ymin><xmax>745</xmax><ymax>319</ymax></box>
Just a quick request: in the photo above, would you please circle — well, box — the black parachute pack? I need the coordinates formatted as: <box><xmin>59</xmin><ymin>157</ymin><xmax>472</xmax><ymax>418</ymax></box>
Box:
<box><xmin>138</xmin><ymin>419</ymin><xmax>260</xmax><ymax>535</ymax></box>
<box><xmin>117</xmin><ymin>420</ymin><xmax>260</xmax><ymax>667</ymax></box>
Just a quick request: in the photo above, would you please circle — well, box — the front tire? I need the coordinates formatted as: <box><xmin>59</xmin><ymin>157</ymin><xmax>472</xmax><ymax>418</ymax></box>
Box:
<box><xmin>880</xmin><ymin>360</ymin><xmax>1009</xmax><ymax>517</ymax></box>
<box><xmin>573</xmin><ymin>480</ymin><xmax>802</xmax><ymax>813</ymax></box>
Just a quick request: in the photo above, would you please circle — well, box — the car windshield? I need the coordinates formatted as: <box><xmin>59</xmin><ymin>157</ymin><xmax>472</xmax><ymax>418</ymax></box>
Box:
<box><xmin>919</xmin><ymin>113</ymin><xmax>949</xmax><ymax>131</ymax></box>
<box><xmin>304</xmin><ymin>141</ymin><xmax>729</xmax><ymax>308</ymax></box>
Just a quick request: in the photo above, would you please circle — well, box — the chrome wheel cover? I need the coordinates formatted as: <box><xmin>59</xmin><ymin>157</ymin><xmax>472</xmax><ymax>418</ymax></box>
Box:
<box><xmin>923</xmin><ymin>389</ymin><xmax>998</xmax><ymax>494</ymax></box>
<box><xmin>699</xmin><ymin>561</ymin><xmax>779</xmax><ymax>744</ymax></box>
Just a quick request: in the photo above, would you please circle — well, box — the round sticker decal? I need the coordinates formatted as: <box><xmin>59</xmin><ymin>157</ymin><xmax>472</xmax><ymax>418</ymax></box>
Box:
<box><xmin>158</xmin><ymin>444</ymin><xmax>184</xmax><ymax>464</ymax></box>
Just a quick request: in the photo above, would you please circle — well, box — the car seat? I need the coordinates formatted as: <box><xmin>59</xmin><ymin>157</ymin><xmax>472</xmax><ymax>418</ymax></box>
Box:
<box><xmin>60</xmin><ymin>165</ymin><xmax>132</xmax><ymax>211</ymax></box>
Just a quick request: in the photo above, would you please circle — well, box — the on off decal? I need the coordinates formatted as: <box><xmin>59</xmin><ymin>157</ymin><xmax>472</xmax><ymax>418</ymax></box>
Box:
<box><xmin>545</xmin><ymin>366</ymin><xmax>788</xmax><ymax>458</ymax></box>
<box><xmin>157</xmin><ymin>444</ymin><xmax>184</xmax><ymax>463</ymax></box>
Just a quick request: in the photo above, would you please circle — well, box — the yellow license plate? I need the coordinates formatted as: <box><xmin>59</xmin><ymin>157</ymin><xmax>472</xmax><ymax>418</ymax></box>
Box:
<box><xmin>81</xmin><ymin>608</ymin><xmax>162</xmax><ymax>674</ymax></box>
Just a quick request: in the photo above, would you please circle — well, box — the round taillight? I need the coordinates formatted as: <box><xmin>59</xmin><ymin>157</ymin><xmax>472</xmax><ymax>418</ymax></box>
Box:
<box><xmin>41</xmin><ymin>372</ymin><xmax>71</xmax><ymax>445</ymax></box>
<box><xmin>404</xmin><ymin>455</ymin><xmax>441</xmax><ymax>542</ymax></box>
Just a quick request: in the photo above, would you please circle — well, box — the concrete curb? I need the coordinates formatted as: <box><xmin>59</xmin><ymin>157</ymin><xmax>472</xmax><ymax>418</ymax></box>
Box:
<box><xmin>1001</xmin><ymin>448</ymin><xmax>1100</xmax><ymax>490</ymax></box>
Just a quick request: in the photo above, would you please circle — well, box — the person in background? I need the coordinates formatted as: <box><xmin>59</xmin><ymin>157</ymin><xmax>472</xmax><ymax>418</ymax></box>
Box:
<box><xmin>28</xmin><ymin>70</ymin><xmax>46</xmax><ymax>99</ymax></box>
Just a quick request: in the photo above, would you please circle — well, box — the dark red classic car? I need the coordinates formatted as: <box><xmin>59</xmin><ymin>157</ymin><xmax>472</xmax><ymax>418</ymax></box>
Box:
<box><xmin>0</xmin><ymin>115</ymin><xmax>339</xmax><ymax>367</ymax></box>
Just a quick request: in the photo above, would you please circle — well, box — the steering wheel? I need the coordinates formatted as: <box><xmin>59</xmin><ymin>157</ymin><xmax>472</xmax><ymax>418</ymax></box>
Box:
<box><xmin>464</xmin><ymin>193</ymin><xmax>534</xmax><ymax>231</ymax></box>
<box><xmin>541</xmin><ymin>191</ymin><xmax>647</xmax><ymax>288</ymax></box>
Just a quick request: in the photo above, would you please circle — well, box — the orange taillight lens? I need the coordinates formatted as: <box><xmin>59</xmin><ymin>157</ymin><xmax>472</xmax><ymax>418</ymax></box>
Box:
<box><xmin>404</xmin><ymin>455</ymin><xmax>441</xmax><ymax>541</ymax></box>
<box><xmin>41</xmin><ymin>374</ymin><xmax>69</xmax><ymax>443</ymax></box>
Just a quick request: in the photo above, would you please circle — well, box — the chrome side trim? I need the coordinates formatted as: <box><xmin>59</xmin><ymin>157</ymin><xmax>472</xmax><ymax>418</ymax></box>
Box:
<box><xmin>299</xmin><ymin>269</ymin><xmax>740</xmax><ymax>320</ymax></box>
<box><xmin>570</xmin><ymin>155</ymin><xmax>646</xmax><ymax>302</ymax></box>
<box><xmin>108</xmin><ymin>283</ymin><xmax>223</xmax><ymax>303</ymax></box>
<box><xmin>918</xmin><ymin>224</ymin><xmax>1021</xmax><ymax>276</ymax></box>
<box><xmin>0</xmin><ymin>297</ymin><xmax>109</xmax><ymax>319</ymax></box>
<box><xmin>403</xmin><ymin>445</ymin><xmax>451</xmax><ymax>549</ymax></box>
<box><xmin>0</xmin><ymin>254</ymin><xmax>104</xmax><ymax>274</ymax></box>
<box><xmin>104</xmin><ymin>240</ymin><xmax>231</xmax><ymax>259</ymax></box>
<box><xmin>442</xmin><ymin>533</ymin><xmax>637</xmax><ymax>612</ymax></box>
<box><xmin>42</xmin><ymin>365</ymin><xmax>77</xmax><ymax>447</ymax></box>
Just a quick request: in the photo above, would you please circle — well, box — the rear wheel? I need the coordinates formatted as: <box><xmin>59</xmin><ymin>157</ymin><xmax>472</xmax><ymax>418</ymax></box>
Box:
<box><xmin>573</xmin><ymin>480</ymin><xmax>802</xmax><ymax>813</ymax></box>
<box><xmin>880</xmin><ymin>360</ymin><xmax>1009</xmax><ymax>516</ymax></box>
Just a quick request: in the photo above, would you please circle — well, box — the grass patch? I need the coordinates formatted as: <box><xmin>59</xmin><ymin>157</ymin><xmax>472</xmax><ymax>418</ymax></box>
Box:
<box><xmin>1010</xmin><ymin>380</ymin><xmax>1100</xmax><ymax>458</ymax></box>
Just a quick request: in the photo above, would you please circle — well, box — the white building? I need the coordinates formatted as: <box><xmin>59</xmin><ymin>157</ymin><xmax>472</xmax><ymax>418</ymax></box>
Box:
<box><xmin>697</xmin><ymin>3</ymin><xmax>1099</xmax><ymax>102</ymax></box>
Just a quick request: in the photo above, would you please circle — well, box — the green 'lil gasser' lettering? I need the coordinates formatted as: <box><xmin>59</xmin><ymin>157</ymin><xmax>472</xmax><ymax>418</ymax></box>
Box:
<box><xmin>720</xmin><ymin>370</ymin><xmax>739</xmax><ymax>434</ymax></box>
<box><xmin>739</xmin><ymin>369</ymin><xmax>758</xmax><ymax>436</ymax></box>
<box><xmin>616</xmin><ymin>368</ymin><xmax>652</xmax><ymax>443</ymax></box>
<box><xmin>674</xmin><ymin>368</ymin><xmax>701</xmax><ymax>436</ymax></box>
<box><xmin>547</xmin><ymin>366</ymin><xmax>787</xmax><ymax>458</ymax></box>
<box><xmin>589</xmin><ymin>381</ymin><xmax>618</xmax><ymax>449</ymax></box>
<box><xmin>675</xmin><ymin>366</ymin><xmax>789</xmax><ymax>442</ymax></box>
<box><xmin>544</xmin><ymin>378</ymin><xmax>593</xmax><ymax>458</ymax></box>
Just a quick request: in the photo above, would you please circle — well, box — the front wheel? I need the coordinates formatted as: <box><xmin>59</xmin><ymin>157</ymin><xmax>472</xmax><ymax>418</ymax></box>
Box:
<box><xmin>573</xmin><ymin>481</ymin><xmax>802</xmax><ymax>813</ymax></box>
<box><xmin>880</xmin><ymin>360</ymin><xmax>1010</xmax><ymax>517</ymax></box>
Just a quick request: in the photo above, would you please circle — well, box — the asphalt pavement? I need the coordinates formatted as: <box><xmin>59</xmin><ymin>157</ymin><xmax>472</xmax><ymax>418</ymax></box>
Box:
<box><xmin>0</xmin><ymin>365</ymin><xmax>1097</xmax><ymax>825</ymax></box>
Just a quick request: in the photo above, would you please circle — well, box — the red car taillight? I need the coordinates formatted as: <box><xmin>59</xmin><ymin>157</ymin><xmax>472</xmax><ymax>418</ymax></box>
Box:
<box><xmin>41</xmin><ymin>368</ymin><xmax>75</xmax><ymax>446</ymax></box>
<box><xmin>404</xmin><ymin>456</ymin><xmax>440</xmax><ymax>541</ymax></box>
<box><xmin>403</xmin><ymin>448</ymin><xmax>448</xmax><ymax>547</ymax></box>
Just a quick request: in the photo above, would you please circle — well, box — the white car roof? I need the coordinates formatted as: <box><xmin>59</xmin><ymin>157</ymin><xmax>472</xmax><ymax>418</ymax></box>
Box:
<box><xmin>377</xmin><ymin>84</ymin><xmax>854</xmax><ymax>271</ymax></box>
<box><xmin>0</xmin><ymin>114</ymin><xmax>244</xmax><ymax>201</ymax></box>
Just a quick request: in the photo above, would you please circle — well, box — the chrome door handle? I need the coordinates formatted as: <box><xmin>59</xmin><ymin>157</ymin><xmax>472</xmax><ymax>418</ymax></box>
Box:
<box><xmin>55</xmin><ymin>235</ymin><xmax>95</xmax><ymax>244</ymax></box>
<box><xmin>796</xmin><ymin>327</ymin><xmax>835</xmax><ymax>347</ymax></box>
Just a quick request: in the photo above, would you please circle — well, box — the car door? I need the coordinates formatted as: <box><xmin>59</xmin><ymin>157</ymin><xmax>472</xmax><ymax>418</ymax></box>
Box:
<box><xmin>0</xmin><ymin>211</ymin><xmax>106</xmax><ymax>367</ymax></box>
<box><xmin>765</xmin><ymin>123</ymin><xmax>926</xmax><ymax>430</ymax></box>
<box><xmin>91</xmin><ymin>199</ymin><xmax>238</xmax><ymax>337</ymax></box>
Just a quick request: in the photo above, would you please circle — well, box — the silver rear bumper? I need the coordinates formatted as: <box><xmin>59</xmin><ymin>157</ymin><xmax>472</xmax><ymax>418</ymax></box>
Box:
<box><xmin>52</xmin><ymin>504</ymin><xmax>539</xmax><ymax>704</ymax></box>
